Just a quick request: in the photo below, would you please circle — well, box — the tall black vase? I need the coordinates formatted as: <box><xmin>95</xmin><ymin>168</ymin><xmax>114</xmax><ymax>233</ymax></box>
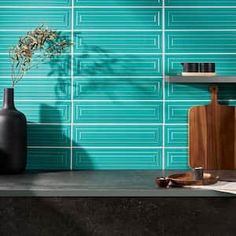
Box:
<box><xmin>0</xmin><ymin>88</ymin><xmax>27</xmax><ymax>174</ymax></box>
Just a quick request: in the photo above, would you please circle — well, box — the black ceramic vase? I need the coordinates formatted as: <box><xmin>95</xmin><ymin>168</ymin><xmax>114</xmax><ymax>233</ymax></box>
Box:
<box><xmin>0</xmin><ymin>88</ymin><xmax>27</xmax><ymax>174</ymax></box>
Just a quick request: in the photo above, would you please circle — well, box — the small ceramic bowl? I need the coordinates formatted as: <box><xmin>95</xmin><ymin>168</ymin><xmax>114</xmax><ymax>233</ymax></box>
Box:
<box><xmin>156</xmin><ymin>177</ymin><xmax>170</xmax><ymax>188</ymax></box>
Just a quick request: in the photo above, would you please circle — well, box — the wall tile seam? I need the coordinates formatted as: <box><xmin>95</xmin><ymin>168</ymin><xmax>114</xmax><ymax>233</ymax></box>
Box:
<box><xmin>1</xmin><ymin>6</ymin><xmax>236</xmax><ymax>9</ymax></box>
<box><xmin>1</xmin><ymin>100</ymin><xmax>169</xmax><ymax>102</ymax></box>
<box><xmin>165</xmin><ymin>29</ymin><xmax>236</xmax><ymax>31</ymax></box>
<box><xmin>0</xmin><ymin>30</ymin><xmax>163</xmax><ymax>32</ymax></box>
<box><xmin>27</xmin><ymin>146</ymin><xmax>189</xmax><ymax>149</ymax></box>
<box><xmin>0</xmin><ymin>6</ymin><xmax>72</xmax><ymax>8</ymax></box>
<box><xmin>0</xmin><ymin>53</ymin><xmax>164</xmax><ymax>55</ymax></box>
<box><xmin>164</xmin><ymin>6</ymin><xmax>236</xmax><ymax>8</ymax></box>
<box><xmin>70</xmin><ymin>0</ymin><xmax>74</xmax><ymax>170</ymax></box>
<box><xmin>2</xmin><ymin>29</ymin><xmax>236</xmax><ymax>32</ymax></box>
<box><xmin>0</xmin><ymin>76</ymin><xmax>163</xmax><ymax>78</ymax></box>
<box><xmin>27</xmin><ymin>123</ymin><xmax>189</xmax><ymax>125</ymax></box>
<box><xmin>4</xmin><ymin>52</ymin><xmax>236</xmax><ymax>55</ymax></box>
<box><xmin>161</xmin><ymin>0</ymin><xmax>166</xmax><ymax>169</ymax></box>
<box><xmin>0</xmin><ymin>6</ymin><xmax>163</xmax><ymax>9</ymax></box>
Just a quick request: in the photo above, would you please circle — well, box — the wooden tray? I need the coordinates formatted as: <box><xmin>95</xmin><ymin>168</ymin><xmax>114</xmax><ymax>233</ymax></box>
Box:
<box><xmin>168</xmin><ymin>172</ymin><xmax>219</xmax><ymax>186</ymax></box>
<box><xmin>189</xmin><ymin>86</ymin><xmax>236</xmax><ymax>170</ymax></box>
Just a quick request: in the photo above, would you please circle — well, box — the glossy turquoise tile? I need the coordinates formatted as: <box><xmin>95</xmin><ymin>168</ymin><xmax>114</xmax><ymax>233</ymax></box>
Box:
<box><xmin>216</xmin><ymin>85</ymin><xmax>236</xmax><ymax>100</ymax></box>
<box><xmin>74</xmin><ymin>54</ymin><xmax>162</xmax><ymax>76</ymax></box>
<box><xmin>166</xmin><ymin>83</ymin><xmax>236</xmax><ymax>101</ymax></box>
<box><xmin>0</xmin><ymin>31</ymin><xmax>30</xmax><ymax>53</ymax></box>
<box><xmin>74</xmin><ymin>101</ymin><xmax>162</xmax><ymax>123</ymax></box>
<box><xmin>165</xmin><ymin>148</ymin><xmax>190</xmax><ymax>170</ymax></box>
<box><xmin>0</xmin><ymin>0</ymin><xmax>71</xmax><ymax>6</ymax></box>
<box><xmin>74</xmin><ymin>8</ymin><xmax>161</xmax><ymax>29</ymax></box>
<box><xmin>166</xmin><ymin>9</ymin><xmax>236</xmax><ymax>29</ymax></box>
<box><xmin>15</xmin><ymin>102</ymin><xmax>71</xmax><ymax>123</ymax></box>
<box><xmin>166</xmin><ymin>31</ymin><xmax>236</xmax><ymax>53</ymax></box>
<box><xmin>3</xmin><ymin>0</ymin><xmax>236</xmax><ymax>171</ymax></box>
<box><xmin>72</xmin><ymin>148</ymin><xmax>162</xmax><ymax>170</ymax></box>
<box><xmin>166</xmin><ymin>0</ymin><xmax>236</xmax><ymax>6</ymax></box>
<box><xmin>73</xmin><ymin>77</ymin><xmax>162</xmax><ymax>100</ymax></box>
<box><xmin>74</xmin><ymin>31</ymin><xmax>162</xmax><ymax>53</ymax></box>
<box><xmin>226</xmin><ymin>101</ymin><xmax>236</xmax><ymax>106</ymax></box>
<box><xmin>73</xmin><ymin>125</ymin><xmax>162</xmax><ymax>147</ymax></box>
<box><xmin>28</xmin><ymin>125</ymin><xmax>71</xmax><ymax>146</ymax></box>
<box><xmin>0</xmin><ymin>55</ymin><xmax>71</xmax><ymax>77</ymax></box>
<box><xmin>165</xmin><ymin>125</ymin><xmax>188</xmax><ymax>147</ymax></box>
<box><xmin>0</xmin><ymin>9</ymin><xmax>71</xmax><ymax>30</ymax></box>
<box><xmin>165</xmin><ymin>101</ymin><xmax>208</xmax><ymax>123</ymax></box>
<box><xmin>166</xmin><ymin>83</ymin><xmax>210</xmax><ymax>101</ymax></box>
<box><xmin>27</xmin><ymin>148</ymin><xmax>70</xmax><ymax>170</ymax></box>
<box><xmin>166</xmin><ymin>54</ymin><xmax>236</xmax><ymax>76</ymax></box>
<box><xmin>75</xmin><ymin>0</ymin><xmax>162</xmax><ymax>6</ymax></box>
<box><xmin>0</xmin><ymin>31</ymin><xmax>71</xmax><ymax>54</ymax></box>
<box><xmin>0</xmin><ymin>78</ymin><xmax>71</xmax><ymax>100</ymax></box>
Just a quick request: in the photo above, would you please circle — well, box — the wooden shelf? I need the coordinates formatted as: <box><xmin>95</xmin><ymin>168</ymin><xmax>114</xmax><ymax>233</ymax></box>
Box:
<box><xmin>166</xmin><ymin>76</ymin><xmax>236</xmax><ymax>83</ymax></box>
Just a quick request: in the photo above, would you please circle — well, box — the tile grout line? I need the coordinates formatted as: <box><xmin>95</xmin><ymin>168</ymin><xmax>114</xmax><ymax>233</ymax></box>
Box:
<box><xmin>70</xmin><ymin>0</ymin><xmax>74</xmax><ymax>170</ymax></box>
<box><xmin>27</xmin><ymin>123</ymin><xmax>189</xmax><ymax>126</ymax></box>
<box><xmin>0</xmin><ymin>6</ymin><xmax>164</xmax><ymax>9</ymax></box>
<box><xmin>4</xmin><ymin>52</ymin><xmax>236</xmax><ymax>55</ymax></box>
<box><xmin>162</xmin><ymin>0</ymin><xmax>166</xmax><ymax>170</ymax></box>
<box><xmin>3</xmin><ymin>29</ymin><xmax>236</xmax><ymax>32</ymax></box>
<box><xmin>28</xmin><ymin>146</ymin><xmax>189</xmax><ymax>149</ymax></box>
<box><xmin>1</xmin><ymin>6</ymin><xmax>236</xmax><ymax>9</ymax></box>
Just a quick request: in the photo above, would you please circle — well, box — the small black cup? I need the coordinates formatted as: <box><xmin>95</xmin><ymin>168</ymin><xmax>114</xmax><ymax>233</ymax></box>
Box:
<box><xmin>181</xmin><ymin>63</ymin><xmax>199</xmax><ymax>73</ymax></box>
<box><xmin>200</xmin><ymin>63</ymin><xmax>215</xmax><ymax>73</ymax></box>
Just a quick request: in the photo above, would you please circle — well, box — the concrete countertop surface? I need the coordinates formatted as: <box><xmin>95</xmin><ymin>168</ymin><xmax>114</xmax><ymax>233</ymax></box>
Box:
<box><xmin>0</xmin><ymin>170</ymin><xmax>235</xmax><ymax>197</ymax></box>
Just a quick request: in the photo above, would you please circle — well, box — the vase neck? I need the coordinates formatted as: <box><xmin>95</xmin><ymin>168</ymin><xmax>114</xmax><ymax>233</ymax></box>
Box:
<box><xmin>3</xmin><ymin>88</ymin><xmax>15</xmax><ymax>109</ymax></box>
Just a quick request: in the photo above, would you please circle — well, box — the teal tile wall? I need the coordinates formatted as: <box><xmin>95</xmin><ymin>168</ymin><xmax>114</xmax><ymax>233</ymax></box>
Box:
<box><xmin>1</xmin><ymin>0</ymin><xmax>236</xmax><ymax>170</ymax></box>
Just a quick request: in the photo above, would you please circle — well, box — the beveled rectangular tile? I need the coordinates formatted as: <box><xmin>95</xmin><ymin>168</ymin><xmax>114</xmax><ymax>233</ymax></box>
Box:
<box><xmin>74</xmin><ymin>8</ymin><xmax>161</xmax><ymax>29</ymax></box>
<box><xmin>73</xmin><ymin>77</ymin><xmax>162</xmax><ymax>100</ymax></box>
<box><xmin>166</xmin><ymin>54</ymin><xmax>236</xmax><ymax>76</ymax></box>
<box><xmin>166</xmin><ymin>0</ymin><xmax>236</xmax><ymax>6</ymax></box>
<box><xmin>16</xmin><ymin>101</ymin><xmax>71</xmax><ymax>123</ymax></box>
<box><xmin>27</xmin><ymin>148</ymin><xmax>70</xmax><ymax>170</ymax></box>
<box><xmin>73</xmin><ymin>125</ymin><xmax>162</xmax><ymax>147</ymax></box>
<box><xmin>0</xmin><ymin>0</ymin><xmax>71</xmax><ymax>6</ymax></box>
<box><xmin>0</xmin><ymin>55</ymin><xmax>71</xmax><ymax>77</ymax></box>
<box><xmin>74</xmin><ymin>54</ymin><xmax>162</xmax><ymax>76</ymax></box>
<box><xmin>74</xmin><ymin>31</ymin><xmax>162</xmax><ymax>53</ymax></box>
<box><xmin>28</xmin><ymin>125</ymin><xmax>71</xmax><ymax>146</ymax></box>
<box><xmin>165</xmin><ymin>83</ymin><xmax>210</xmax><ymax>101</ymax></box>
<box><xmin>74</xmin><ymin>101</ymin><xmax>162</xmax><ymax>123</ymax></box>
<box><xmin>165</xmin><ymin>125</ymin><xmax>188</xmax><ymax>147</ymax></box>
<box><xmin>75</xmin><ymin>0</ymin><xmax>162</xmax><ymax>6</ymax></box>
<box><xmin>166</xmin><ymin>83</ymin><xmax>236</xmax><ymax>101</ymax></box>
<box><xmin>165</xmin><ymin>101</ymin><xmax>208</xmax><ymax>123</ymax></box>
<box><xmin>0</xmin><ymin>32</ymin><xmax>71</xmax><ymax>53</ymax></box>
<box><xmin>166</xmin><ymin>8</ymin><xmax>236</xmax><ymax>29</ymax></box>
<box><xmin>166</xmin><ymin>31</ymin><xmax>236</xmax><ymax>53</ymax></box>
<box><xmin>0</xmin><ymin>9</ymin><xmax>71</xmax><ymax>30</ymax></box>
<box><xmin>165</xmin><ymin>148</ymin><xmax>189</xmax><ymax>170</ymax></box>
<box><xmin>72</xmin><ymin>148</ymin><xmax>162</xmax><ymax>170</ymax></box>
<box><xmin>0</xmin><ymin>78</ymin><xmax>71</xmax><ymax>101</ymax></box>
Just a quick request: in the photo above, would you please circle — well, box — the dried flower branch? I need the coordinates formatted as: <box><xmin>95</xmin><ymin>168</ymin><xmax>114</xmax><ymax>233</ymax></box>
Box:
<box><xmin>9</xmin><ymin>25</ymin><xmax>71</xmax><ymax>88</ymax></box>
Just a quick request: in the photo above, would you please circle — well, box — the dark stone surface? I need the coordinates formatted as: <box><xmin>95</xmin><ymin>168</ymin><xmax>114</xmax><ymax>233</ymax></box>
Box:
<box><xmin>0</xmin><ymin>171</ymin><xmax>235</xmax><ymax>197</ymax></box>
<box><xmin>0</xmin><ymin>198</ymin><xmax>235</xmax><ymax>236</ymax></box>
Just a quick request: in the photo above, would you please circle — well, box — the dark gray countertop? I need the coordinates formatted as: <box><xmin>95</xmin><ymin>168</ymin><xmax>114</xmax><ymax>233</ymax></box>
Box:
<box><xmin>0</xmin><ymin>170</ymin><xmax>235</xmax><ymax>197</ymax></box>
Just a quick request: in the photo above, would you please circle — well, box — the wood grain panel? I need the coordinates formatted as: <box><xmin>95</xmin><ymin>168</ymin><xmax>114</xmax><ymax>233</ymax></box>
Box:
<box><xmin>189</xmin><ymin>86</ymin><xmax>236</xmax><ymax>169</ymax></box>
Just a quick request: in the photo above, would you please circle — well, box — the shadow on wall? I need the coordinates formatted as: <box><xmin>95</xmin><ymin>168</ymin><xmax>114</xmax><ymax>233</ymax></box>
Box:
<box><xmin>42</xmin><ymin>33</ymin><xmax>161</xmax><ymax>170</ymax></box>
<box><xmin>38</xmin><ymin>104</ymin><xmax>93</xmax><ymax>170</ymax></box>
<box><xmin>72</xmin><ymin>32</ymin><xmax>158</xmax><ymax>100</ymax></box>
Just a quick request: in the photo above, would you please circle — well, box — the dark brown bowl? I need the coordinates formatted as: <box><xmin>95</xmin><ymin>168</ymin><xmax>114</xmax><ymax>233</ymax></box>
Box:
<box><xmin>156</xmin><ymin>177</ymin><xmax>170</xmax><ymax>188</ymax></box>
